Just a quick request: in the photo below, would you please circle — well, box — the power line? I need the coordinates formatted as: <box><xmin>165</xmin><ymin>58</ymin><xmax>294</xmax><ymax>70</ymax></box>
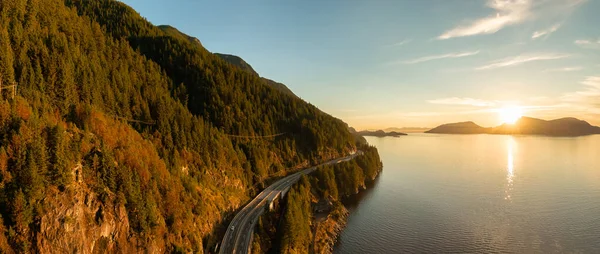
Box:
<box><xmin>114</xmin><ymin>116</ymin><xmax>156</xmax><ymax>125</ymax></box>
<box><xmin>224</xmin><ymin>133</ymin><xmax>286</xmax><ymax>139</ymax></box>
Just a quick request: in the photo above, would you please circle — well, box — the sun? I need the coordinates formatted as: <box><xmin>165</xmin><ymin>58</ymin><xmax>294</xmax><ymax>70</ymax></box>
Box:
<box><xmin>499</xmin><ymin>106</ymin><xmax>523</xmax><ymax>124</ymax></box>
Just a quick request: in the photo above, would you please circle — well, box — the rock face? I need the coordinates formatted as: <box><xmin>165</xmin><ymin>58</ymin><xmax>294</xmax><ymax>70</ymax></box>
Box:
<box><xmin>426</xmin><ymin>117</ymin><xmax>600</xmax><ymax>136</ymax></box>
<box><xmin>313</xmin><ymin>205</ymin><xmax>349</xmax><ymax>254</ymax></box>
<box><xmin>35</xmin><ymin>172</ymin><xmax>160</xmax><ymax>254</ymax></box>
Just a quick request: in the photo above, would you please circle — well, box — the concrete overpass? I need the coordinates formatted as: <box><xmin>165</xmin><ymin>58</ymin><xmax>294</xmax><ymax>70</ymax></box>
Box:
<box><xmin>218</xmin><ymin>152</ymin><xmax>359</xmax><ymax>254</ymax></box>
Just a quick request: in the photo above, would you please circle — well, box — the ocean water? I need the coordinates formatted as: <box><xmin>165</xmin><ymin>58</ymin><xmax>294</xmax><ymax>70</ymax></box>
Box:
<box><xmin>335</xmin><ymin>134</ymin><xmax>600</xmax><ymax>253</ymax></box>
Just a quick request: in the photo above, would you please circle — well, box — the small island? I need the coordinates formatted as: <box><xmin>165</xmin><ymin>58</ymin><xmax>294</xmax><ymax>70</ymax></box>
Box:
<box><xmin>426</xmin><ymin>116</ymin><xmax>600</xmax><ymax>136</ymax></box>
<box><xmin>357</xmin><ymin>130</ymin><xmax>408</xmax><ymax>137</ymax></box>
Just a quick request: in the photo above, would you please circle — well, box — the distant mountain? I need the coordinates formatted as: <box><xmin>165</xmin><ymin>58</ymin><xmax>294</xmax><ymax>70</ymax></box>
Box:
<box><xmin>384</xmin><ymin>127</ymin><xmax>430</xmax><ymax>133</ymax></box>
<box><xmin>214</xmin><ymin>53</ymin><xmax>298</xmax><ymax>98</ymax></box>
<box><xmin>426</xmin><ymin>121</ymin><xmax>488</xmax><ymax>134</ymax></box>
<box><xmin>491</xmin><ymin>117</ymin><xmax>600</xmax><ymax>136</ymax></box>
<box><xmin>358</xmin><ymin>130</ymin><xmax>407</xmax><ymax>137</ymax></box>
<box><xmin>426</xmin><ymin>117</ymin><xmax>600</xmax><ymax>136</ymax></box>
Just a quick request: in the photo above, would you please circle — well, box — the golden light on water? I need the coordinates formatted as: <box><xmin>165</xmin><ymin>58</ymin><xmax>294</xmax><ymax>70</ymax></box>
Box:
<box><xmin>505</xmin><ymin>137</ymin><xmax>515</xmax><ymax>200</ymax></box>
<box><xmin>499</xmin><ymin>106</ymin><xmax>523</xmax><ymax>124</ymax></box>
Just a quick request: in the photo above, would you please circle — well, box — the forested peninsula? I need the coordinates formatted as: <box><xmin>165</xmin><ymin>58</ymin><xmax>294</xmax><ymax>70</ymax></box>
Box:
<box><xmin>251</xmin><ymin>146</ymin><xmax>383</xmax><ymax>254</ymax></box>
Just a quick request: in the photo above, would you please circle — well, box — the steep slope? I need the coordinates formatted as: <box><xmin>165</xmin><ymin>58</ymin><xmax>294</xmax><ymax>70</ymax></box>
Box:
<box><xmin>67</xmin><ymin>0</ymin><xmax>351</xmax><ymax>160</ymax></box>
<box><xmin>0</xmin><ymin>0</ymin><xmax>360</xmax><ymax>253</ymax></box>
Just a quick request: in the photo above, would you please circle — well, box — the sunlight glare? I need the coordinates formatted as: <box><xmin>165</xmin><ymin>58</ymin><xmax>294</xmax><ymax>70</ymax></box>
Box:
<box><xmin>499</xmin><ymin>106</ymin><xmax>523</xmax><ymax>124</ymax></box>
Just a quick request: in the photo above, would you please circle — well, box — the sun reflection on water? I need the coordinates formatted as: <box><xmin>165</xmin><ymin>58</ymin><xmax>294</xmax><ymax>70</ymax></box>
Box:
<box><xmin>505</xmin><ymin>137</ymin><xmax>515</xmax><ymax>200</ymax></box>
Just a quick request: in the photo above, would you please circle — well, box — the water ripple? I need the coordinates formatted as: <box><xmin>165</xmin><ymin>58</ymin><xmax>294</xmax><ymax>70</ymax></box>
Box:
<box><xmin>335</xmin><ymin>135</ymin><xmax>600</xmax><ymax>254</ymax></box>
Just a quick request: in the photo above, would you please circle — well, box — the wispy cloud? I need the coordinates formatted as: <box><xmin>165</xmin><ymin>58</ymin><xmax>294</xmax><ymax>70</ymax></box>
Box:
<box><xmin>560</xmin><ymin>76</ymin><xmax>600</xmax><ymax>115</ymax></box>
<box><xmin>543</xmin><ymin>66</ymin><xmax>583</xmax><ymax>72</ymax></box>
<box><xmin>438</xmin><ymin>0</ymin><xmax>586</xmax><ymax>40</ymax></box>
<box><xmin>475</xmin><ymin>53</ymin><xmax>570</xmax><ymax>70</ymax></box>
<box><xmin>427</xmin><ymin>97</ymin><xmax>497</xmax><ymax>107</ymax></box>
<box><xmin>438</xmin><ymin>0</ymin><xmax>532</xmax><ymax>40</ymax></box>
<box><xmin>388</xmin><ymin>39</ymin><xmax>411</xmax><ymax>47</ymax></box>
<box><xmin>562</xmin><ymin>76</ymin><xmax>600</xmax><ymax>101</ymax></box>
<box><xmin>575</xmin><ymin>39</ymin><xmax>600</xmax><ymax>49</ymax></box>
<box><xmin>532</xmin><ymin>24</ymin><xmax>561</xmax><ymax>39</ymax></box>
<box><xmin>401</xmin><ymin>51</ymin><xmax>480</xmax><ymax>64</ymax></box>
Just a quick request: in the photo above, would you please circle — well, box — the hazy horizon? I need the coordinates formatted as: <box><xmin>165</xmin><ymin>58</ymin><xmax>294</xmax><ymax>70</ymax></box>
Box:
<box><xmin>365</xmin><ymin>114</ymin><xmax>600</xmax><ymax>131</ymax></box>
<box><xmin>121</xmin><ymin>0</ymin><xmax>600</xmax><ymax>129</ymax></box>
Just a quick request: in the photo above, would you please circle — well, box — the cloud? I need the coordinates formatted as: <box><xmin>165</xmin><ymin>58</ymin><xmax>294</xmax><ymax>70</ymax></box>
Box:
<box><xmin>543</xmin><ymin>66</ymin><xmax>583</xmax><ymax>72</ymax></box>
<box><xmin>438</xmin><ymin>0</ymin><xmax>532</xmax><ymax>40</ymax></box>
<box><xmin>438</xmin><ymin>0</ymin><xmax>586</xmax><ymax>40</ymax></box>
<box><xmin>560</xmin><ymin>76</ymin><xmax>600</xmax><ymax>114</ymax></box>
<box><xmin>531</xmin><ymin>24</ymin><xmax>560</xmax><ymax>39</ymax></box>
<box><xmin>519</xmin><ymin>76</ymin><xmax>600</xmax><ymax>120</ymax></box>
<box><xmin>389</xmin><ymin>39</ymin><xmax>411</xmax><ymax>47</ymax></box>
<box><xmin>562</xmin><ymin>76</ymin><xmax>600</xmax><ymax>101</ymax></box>
<box><xmin>401</xmin><ymin>51</ymin><xmax>480</xmax><ymax>64</ymax></box>
<box><xmin>427</xmin><ymin>97</ymin><xmax>497</xmax><ymax>107</ymax></box>
<box><xmin>475</xmin><ymin>53</ymin><xmax>569</xmax><ymax>70</ymax></box>
<box><xmin>575</xmin><ymin>39</ymin><xmax>600</xmax><ymax>49</ymax></box>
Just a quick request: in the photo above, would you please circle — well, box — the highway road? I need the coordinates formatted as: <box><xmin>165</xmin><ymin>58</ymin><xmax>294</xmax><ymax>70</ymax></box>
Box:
<box><xmin>218</xmin><ymin>152</ymin><xmax>360</xmax><ymax>254</ymax></box>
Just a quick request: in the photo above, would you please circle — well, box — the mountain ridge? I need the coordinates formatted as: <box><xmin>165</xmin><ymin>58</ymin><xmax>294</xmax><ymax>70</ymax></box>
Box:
<box><xmin>213</xmin><ymin>53</ymin><xmax>299</xmax><ymax>98</ymax></box>
<box><xmin>426</xmin><ymin>117</ymin><xmax>600</xmax><ymax>136</ymax></box>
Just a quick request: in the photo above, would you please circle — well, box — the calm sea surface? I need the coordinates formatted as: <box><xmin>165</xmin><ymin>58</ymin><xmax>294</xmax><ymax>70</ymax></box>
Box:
<box><xmin>335</xmin><ymin>134</ymin><xmax>600</xmax><ymax>254</ymax></box>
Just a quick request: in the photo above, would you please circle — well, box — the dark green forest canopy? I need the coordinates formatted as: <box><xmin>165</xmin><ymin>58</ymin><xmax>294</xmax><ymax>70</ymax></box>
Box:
<box><xmin>0</xmin><ymin>0</ymin><xmax>361</xmax><ymax>252</ymax></box>
<box><xmin>65</xmin><ymin>0</ymin><xmax>353</xmax><ymax>154</ymax></box>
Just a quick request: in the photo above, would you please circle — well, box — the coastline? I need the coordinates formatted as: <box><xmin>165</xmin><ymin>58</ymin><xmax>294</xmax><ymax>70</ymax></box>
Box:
<box><xmin>251</xmin><ymin>145</ymin><xmax>382</xmax><ymax>253</ymax></box>
<box><xmin>313</xmin><ymin>204</ymin><xmax>349</xmax><ymax>253</ymax></box>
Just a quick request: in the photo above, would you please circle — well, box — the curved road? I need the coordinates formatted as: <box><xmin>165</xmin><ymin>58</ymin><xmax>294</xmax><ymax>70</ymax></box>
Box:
<box><xmin>219</xmin><ymin>152</ymin><xmax>360</xmax><ymax>254</ymax></box>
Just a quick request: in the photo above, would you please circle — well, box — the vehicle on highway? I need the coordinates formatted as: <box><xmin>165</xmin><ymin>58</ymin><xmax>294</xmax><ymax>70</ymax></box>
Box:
<box><xmin>231</xmin><ymin>226</ymin><xmax>235</xmax><ymax>231</ymax></box>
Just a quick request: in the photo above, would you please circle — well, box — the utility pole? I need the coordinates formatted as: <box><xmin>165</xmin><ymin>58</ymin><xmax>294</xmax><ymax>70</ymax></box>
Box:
<box><xmin>0</xmin><ymin>79</ymin><xmax>17</xmax><ymax>100</ymax></box>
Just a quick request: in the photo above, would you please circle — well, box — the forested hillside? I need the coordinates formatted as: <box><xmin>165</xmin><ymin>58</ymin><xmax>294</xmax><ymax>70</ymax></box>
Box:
<box><xmin>0</xmin><ymin>0</ymin><xmax>358</xmax><ymax>252</ymax></box>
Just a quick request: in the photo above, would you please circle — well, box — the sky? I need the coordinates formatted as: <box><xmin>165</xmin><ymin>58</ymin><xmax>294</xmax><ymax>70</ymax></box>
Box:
<box><xmin>121</xmin><ymin>0</ymin><xmax>600</xmax><ymax>129</ymax></box>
